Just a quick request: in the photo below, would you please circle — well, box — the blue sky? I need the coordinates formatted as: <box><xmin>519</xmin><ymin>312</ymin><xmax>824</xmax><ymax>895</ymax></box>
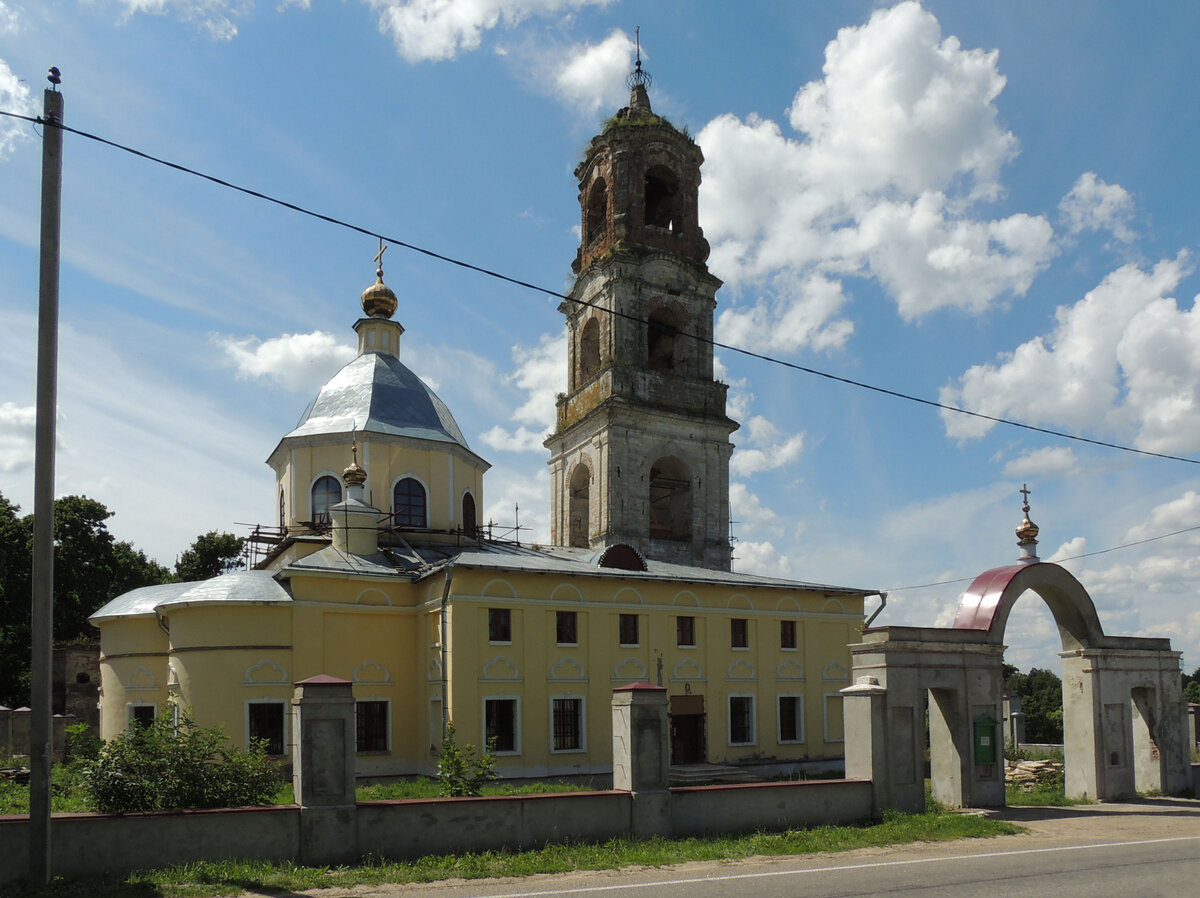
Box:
<box><xmin>3</xmin><ymin>1</ymin><xmax>1200</xmax><ymax>674</ymax></box>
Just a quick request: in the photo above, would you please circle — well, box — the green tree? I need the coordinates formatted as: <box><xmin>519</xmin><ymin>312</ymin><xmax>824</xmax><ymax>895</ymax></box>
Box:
<box><xmin>1005</xmin><ymin>666</ymin><xmax>1064</xmax><ymax>744</ymax></box>
<box><xmin>174</xmin><ymin>530</ymin><xmax>245</xmax><ymax>581</ymax></box>
<box><xmin>437</xmin><ymin>723</ymin><xmax>497</xmax><ymax>797</ymax></box>
<box><xmin>0</xmin><ymin>492</ymin><xmax>171</xmax><ymax>707</ymax></box>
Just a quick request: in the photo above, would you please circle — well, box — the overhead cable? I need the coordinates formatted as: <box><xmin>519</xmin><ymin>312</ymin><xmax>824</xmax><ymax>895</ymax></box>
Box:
<box><xmin>4</xmin><ymin>108</ymin><xmax>1198</xmax><ymax>466</ymax></box>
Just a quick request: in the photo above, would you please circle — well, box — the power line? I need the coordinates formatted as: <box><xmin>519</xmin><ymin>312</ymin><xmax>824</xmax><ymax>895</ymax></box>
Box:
<box><xmin>885</xmin><ymin>522</ymin><xmax>1200</xmax><ymax>593</ymax></box>
<box><xmin>4</xmin><ymin>108</ymin><xmax>1200</xmax><ymax>466</ymax></box>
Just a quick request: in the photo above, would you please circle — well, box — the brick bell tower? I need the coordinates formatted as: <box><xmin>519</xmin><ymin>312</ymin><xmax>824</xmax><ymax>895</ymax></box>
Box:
<box><xmin>545</xmin><ymin>57</ymin><xmax>738</xmax><ymax>571</ymax></box>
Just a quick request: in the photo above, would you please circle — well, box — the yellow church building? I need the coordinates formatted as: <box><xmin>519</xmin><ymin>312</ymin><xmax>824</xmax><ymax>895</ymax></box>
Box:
<box><xmin>91</xmin><ymin>73</ymin><xmax>872</xmax><ymax>780</ymax></box>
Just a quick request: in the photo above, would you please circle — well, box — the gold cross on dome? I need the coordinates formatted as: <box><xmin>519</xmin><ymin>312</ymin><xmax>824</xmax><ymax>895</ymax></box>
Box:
<box><xmin>373</xmin><ymin>238</ymin><xmax>387</xmax><ymax>276</ymax></box>
<box><xmin>1020</xmin><ymin>483</ymin><xmax>1032</xmax><ymax>509</ymax></box>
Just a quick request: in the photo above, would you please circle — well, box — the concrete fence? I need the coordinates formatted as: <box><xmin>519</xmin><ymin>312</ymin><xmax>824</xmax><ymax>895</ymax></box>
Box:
<box><xmin>0</xmin><ymin>679</ymin><xmax>874</xmax><ymax>885</ymax></box>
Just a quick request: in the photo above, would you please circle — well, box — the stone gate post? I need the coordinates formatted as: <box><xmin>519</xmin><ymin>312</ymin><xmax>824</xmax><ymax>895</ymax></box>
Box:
<box><xmin>841</xmin><ymin>676</ymin><xmax>890</xmax><ymax>816</ymax></box>
<box><xmin>293</xmin><ymin>675</ymin><xmax>358</xmax><ymax>865</ymax></box>
<box><xmin>612</xmin><ymin>682</ymin><xmax>670</xmax><ymax>837</ymax></box>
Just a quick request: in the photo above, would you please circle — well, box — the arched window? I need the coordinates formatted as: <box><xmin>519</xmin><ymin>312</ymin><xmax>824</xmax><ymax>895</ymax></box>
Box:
<box><xmin>579</xmin><ymin>318</ymin><xmax>600</xmax><ymax>380</ymax></box>
<box><xmin>310</xmin><ymin>475</ymin><xmax>342</xmax><ymax>527</ymax></box>
<box><xmin>647</xmin><ymin>310</ymin><xmax>678</xmax><ymax>371</ymax></box>
<box><xmin>648</xmin><ymin>456</ymin><xmax>692</xmax><ymax>542</ymax></box>
<box><xmin>462</xmin><ymin>492</ymin><xmax>477</xmax><ymax>535</ymax></box>
<box><xmin>644</xmin><ymin>166</ymin><xmax>678</xmax><ymax>230</ymax></box>
<box><xmin>569</xmin><ymin>464</ymin><xmax>590</xmax><ymax>548</ymax></box>
<box><xmin>586</xmin><ymin>178</ymin><xmax>607</xmax><ymax>245</ymax></box>
<box><xmin>393</xmin><ymin>478</ymin><xmax>427</xmax><ymax>528</ymax></box>
<box><xmin>279</xmin><ymin>489</ymin><xmax>286</xmax><ymax>531</ymax></box>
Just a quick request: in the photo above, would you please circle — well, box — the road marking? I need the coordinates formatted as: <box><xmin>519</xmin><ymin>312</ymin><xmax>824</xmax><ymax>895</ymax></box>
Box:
<box><xmin>465</xmin><ymin>835</ymin><xmax>1200</xmax><ymax>897</ymax></box>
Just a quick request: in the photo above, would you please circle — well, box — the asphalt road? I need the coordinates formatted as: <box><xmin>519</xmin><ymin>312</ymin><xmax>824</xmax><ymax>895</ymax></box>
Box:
<box><xmin>249</xmin><ymin>798</ymin><xmax>1200</xmax><ymax>898</ymax></box>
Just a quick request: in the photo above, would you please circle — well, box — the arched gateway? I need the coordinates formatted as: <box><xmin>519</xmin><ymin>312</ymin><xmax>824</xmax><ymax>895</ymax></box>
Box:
<box><xmin>843</xmin><ymin>494</ymin><xmax>1190</xmax><ymax>812</ymax></box>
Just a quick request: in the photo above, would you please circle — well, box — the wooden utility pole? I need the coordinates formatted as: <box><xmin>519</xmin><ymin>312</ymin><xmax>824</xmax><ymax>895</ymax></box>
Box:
<box><xmin>30</xmin><ymin>66</ymin><xmax>63</xmax><ymax>885</ymax></box>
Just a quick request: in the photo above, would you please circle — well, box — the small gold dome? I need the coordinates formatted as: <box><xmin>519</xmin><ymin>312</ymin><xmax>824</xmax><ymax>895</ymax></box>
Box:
<box><xmin>343</xmin><ymin>443</ymin><xmax>367</xmax><ymax>487</ymax></box>
<box><xmin>361</xmin><ymin>269</ymin><xmax>397</xmax><ymax>319</ymax></box>
<box><xmin>1016</xmin><ymin>512</ymin><xmax>1039</xmax><ymax>545</ymax></box>
<box><xmin>1016</xmin><ymin>484</ymin><xmax>1039</xmax><ymax>545</ymax></box>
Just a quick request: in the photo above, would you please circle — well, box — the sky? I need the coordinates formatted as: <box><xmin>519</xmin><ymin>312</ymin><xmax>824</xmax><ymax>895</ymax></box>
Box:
<box><xmin>2</xmin><ymin>1</ymin><xmax>1200</xmax><ymax>676</ymax></box>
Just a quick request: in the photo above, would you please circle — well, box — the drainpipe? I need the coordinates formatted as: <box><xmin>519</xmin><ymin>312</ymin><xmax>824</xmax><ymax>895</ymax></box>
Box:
<box><xmin>439</xmin><ymin>563</ymin><xmax>455</xmax><ymax>741</ymax></box>
<box><xmin>865</xmin><ymin>591</ymin><xmax>888</xmax><ymax>628</ymax></box>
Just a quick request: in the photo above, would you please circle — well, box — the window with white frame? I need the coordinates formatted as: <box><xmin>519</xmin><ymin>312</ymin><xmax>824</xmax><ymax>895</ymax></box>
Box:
<box><xmin>823</xmin><ymin>693</ymin><xmax>845</xmax><ymax>743</ymax></box>
<box><xmin>488</xmin><ymin>607</ymin><xmax>512</xmax><ymax>642</ymax></box>
<box><xmin>484</xmin><ymin>697</ymin><xmax>519</xmax><ymax>753</ymax></box>
<box><xmin>728</xmin><ymin>695</ymin><xmax>755</xmax><ymax>746</ymax></box>
<box><xmin>618</xmin><ymin>613</ymin><xmax>639</xmax><ymax>646</ymax></box>
<box><xmin>356</xmin><ymin>699</ymin><xmax>390</xmax><ymax>752</ymax></box>
<box><xmin>127</xmin><ymin>703</ymin><xmax>156</xmax><ymax>729</ymax></box>
<box><xmin>551</xmin><ymin>696</ymin><xmax>585</xmax><ymax>752</ymax></box>
<box><xmin>778</xmin><ymin>694</ymin><xmax>804</xmax><ymax>744</ymax></box>
<box><xmin>310</xmin><ymin>475</ymin><xmax>342</xmax><ymax>526</ymax></box>
<box><xmin>247</xmin><ymin>700</ymin><xmax>286</xmax><ymax>755</ymax></box>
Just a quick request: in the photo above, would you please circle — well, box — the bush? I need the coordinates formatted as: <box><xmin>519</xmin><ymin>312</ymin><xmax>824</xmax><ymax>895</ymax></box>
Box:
<box><xmin>437</xmin><ymin>723</ymin><xmax>497</xmax><ymax>797</ymax></box>
<box><xmin>83</xmin><ymin>710</ymin><xmax>283</xmax><ymax>813</ymax></box>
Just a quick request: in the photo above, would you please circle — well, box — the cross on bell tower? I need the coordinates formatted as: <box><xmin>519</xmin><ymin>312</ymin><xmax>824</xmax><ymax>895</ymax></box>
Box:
<box><xmin>544</xmin><ymin>50</ymin><xmax>738</xmax><ymax>570</ymax></box>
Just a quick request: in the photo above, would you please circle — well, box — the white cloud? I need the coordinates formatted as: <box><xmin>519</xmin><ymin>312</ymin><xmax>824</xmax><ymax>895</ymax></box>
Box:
<box><xmin>1060</xmin><ymin>172</ymin><xmax>1135</xmax><ymax>244</ymax></box>
<box><xmin>1046</xmin><ymin>536</ymin><xmax>1087</xmax><ymax>564</ymax></box>
<box><xmin>0</xmin><ymin>3</ymin><xmax>19</xmax><ymax>34</ymax></box>
<box><xmin>1001</xmin><ymin>446</ymin><xmax>1079</xmax><ymax>479</ymax></box>
<box><xmin>551</xmin><ymin>29</ymin><xmax>634</xmax><ymax>117</ymax></box>
<box><xmin>111</xmin><ymin>0</ymin><xmax>246</xmax><ymax>40</ymax></box>
<box><xmin>1123</xmin><ymin>490</ymin><xmax>1200</xmax><ymax>543</ymax></box>
<box><xmin>942</xmin><ymin>254</ymin><xmax>1200</xmax><ymax>453</ymax></box>
<box><xmin>733</xmin><ymin>539</ymin><xmax>793</xmax><ymax>578</ymax></box>
<box><xmin>369</xmin><ymin>0</ymin><xmax>612</xmax><ymax>63</ymax></box>
<box><xmin>215</xmin><ymin>331</ymin><xmax>355</xmax><ymax>392</ymax></box>
<box><xmin>479</xmin><ymin>331</ymin><xmax>565</xmax><ymax>453</ymax></box>
<box><xmin>699</xmin><ymin>1</ymin><xmax>1054</xmax><ymax>341</ymax></box>
<box><xmin>730</xmin><ymin>417</ymin><xmax>804</xmax><ymax>478</ymax></box>
<box><xmin>0</xmin><ymin>57</ymin><xmax>34</xmax><ymax>159</ymax></box>
<box><xmin>0</xmin><ymin>402</ymin><xmax>36</xmax><ymax>473</ymax></box>
<box><xmin>729</xmin><ymin>481</ymin><xmax>778</xmax><ymax>533</ymax></box>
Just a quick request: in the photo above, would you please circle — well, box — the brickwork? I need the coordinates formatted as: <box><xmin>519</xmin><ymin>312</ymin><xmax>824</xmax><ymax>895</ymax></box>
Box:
<box><xmin>547</xmin><ymin>91</ymin><xmax>737</xmax><ymax>571</ymax></box>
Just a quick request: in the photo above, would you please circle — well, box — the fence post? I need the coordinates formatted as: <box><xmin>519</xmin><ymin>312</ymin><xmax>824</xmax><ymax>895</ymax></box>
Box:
<box><xmin>842</xmin><ymin>676</ymin><xmax>890</xmax><ymax>816</ymax></box>
<box><xmin>612</xmin><ymin>682</ymin><xmax>670</xmax><ymax>837</ymax></box>
<box><xmin>293</xmin><ymin>675</ymin><xmax>358</xmax><ymax>865</ymax></box>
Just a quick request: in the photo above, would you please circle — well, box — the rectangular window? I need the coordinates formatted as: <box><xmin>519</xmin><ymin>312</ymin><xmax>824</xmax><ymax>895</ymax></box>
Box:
<box><xmin>248</xmin><ymin>701</ymin><xmax>286</xmax><ymax>755</ymax></box>
<box><xmin>485</xmin><ymin>697</ymin><xmax>518</xmax><ymax>753</ymax></box>
<box><xmin>731</xmin><ymin>618</ymin><xmax>749</xmax><ymax>649</ymax></box>
<box><xmin>356</xmin><ymin>700</ymin><xmax>389</xmax><ymax>752</ymax></box>
<box><xmin>618</xmin><ymin>613</ymin><xmax>639</xmax><ymax>646</ymax></box>
<box><xmin>778</xmin><ymin>695</ymin><xmax>803</xmax><ymax>744</ymax></box>
<box><xmin>556</xmin><ymin>611</ymin><xmax>578</xmax><ymax>645</ymax></box>
<box><xmin>552</xmin><ymin>697</ymin><xmax>584</xmax><ymax>752</ymax></box>
<box><xmin>823</xmin><ymin>694</ymin><xmax>845</xmax><ymax>743</ymax></box>
<box><xmin>729</xmin><ymin>695</ymin><xmax>755</xmax><ymax>745</ymax></box>
<box><xmin>677</xmin><ymin>615</ymin><xmax>696</xmax><ymax>647</ymax></box>
<box><xmin>128</xmin><ymin>704</ymin><xmax>156</xmax><ymax>728</ymax></box>
<box><xmin>780</xmin><ymin>619</ymin><xmax>797</xmax><ymax>650</ymax></box>
<box><xmin>488</xmin><ymin>607</ymin><xmax>512</xmax><ymax>642</ymax></box>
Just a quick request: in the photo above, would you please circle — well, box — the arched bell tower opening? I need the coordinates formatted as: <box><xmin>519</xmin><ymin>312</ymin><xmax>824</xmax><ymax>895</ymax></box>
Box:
<box><xmin>568</xmin><ymin>464</ymin><xmax>590</xmax><ymax>549</ymax></box>
<box><xmin>843</xmin><ymin>492</ymin><xmax>1191</xmax><ymax>813</ymax></box>
<box><xmin>545</xmin><ymin>54</ymin><xmax>737</xmax><ymax>570</ymax></box>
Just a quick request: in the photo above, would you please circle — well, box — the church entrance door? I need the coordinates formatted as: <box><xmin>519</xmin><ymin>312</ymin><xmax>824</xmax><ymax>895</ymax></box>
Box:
<box><xmin>669</xmin><ymin>695</ymin><xmax>706</xmax><ymax>764</ymax></box>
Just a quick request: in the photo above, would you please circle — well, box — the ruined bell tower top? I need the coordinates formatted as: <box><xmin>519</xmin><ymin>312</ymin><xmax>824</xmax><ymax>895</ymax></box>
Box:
<box><xmin>571</xmin><ymin>36</ymin><xmax>710</xmax><ymax>275</ymax></box>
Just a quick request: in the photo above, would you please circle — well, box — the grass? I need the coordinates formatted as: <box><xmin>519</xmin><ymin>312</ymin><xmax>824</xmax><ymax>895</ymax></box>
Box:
<box><xmin>1</xmin><ymin>774</ymin><xmax>590</xmax><ymax>814</ymax></box>
<box><xmin>1005</xmin><ymin>783</ymin><xmax>1091</xmax><ymax>806</ymax></box>
<box><xmin>2</xmin><ymin>807</ymin><xmax>1020</xmax><ymax>897</ymax></box>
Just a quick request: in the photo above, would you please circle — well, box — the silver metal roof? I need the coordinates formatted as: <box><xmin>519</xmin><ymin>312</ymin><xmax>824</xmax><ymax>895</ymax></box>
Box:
<box><xmin>282</xmin><ymin>352</ymin><xmax>470</xmax><ymax>449</ymax></box>
<box><xmin>90</xmin><ymin>571</ymin><xmax>291</xmax><ymax>624</ymax></box>
<box><xmin>275</xmin><ymin>539</ymin><xmax>873</xmax><ymax>595</ymax></box>
<box><xmin>89</xmin><ymin>582</ymin><xmax>193</xmax><ymax>623</ymax></box>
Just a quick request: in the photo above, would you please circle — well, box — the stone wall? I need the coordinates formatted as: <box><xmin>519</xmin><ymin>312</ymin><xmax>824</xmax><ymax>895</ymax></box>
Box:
<box><xmin>0</xmin><ymin>679</ymin><xmax>875</xmax><ymax>885</ymax></box>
